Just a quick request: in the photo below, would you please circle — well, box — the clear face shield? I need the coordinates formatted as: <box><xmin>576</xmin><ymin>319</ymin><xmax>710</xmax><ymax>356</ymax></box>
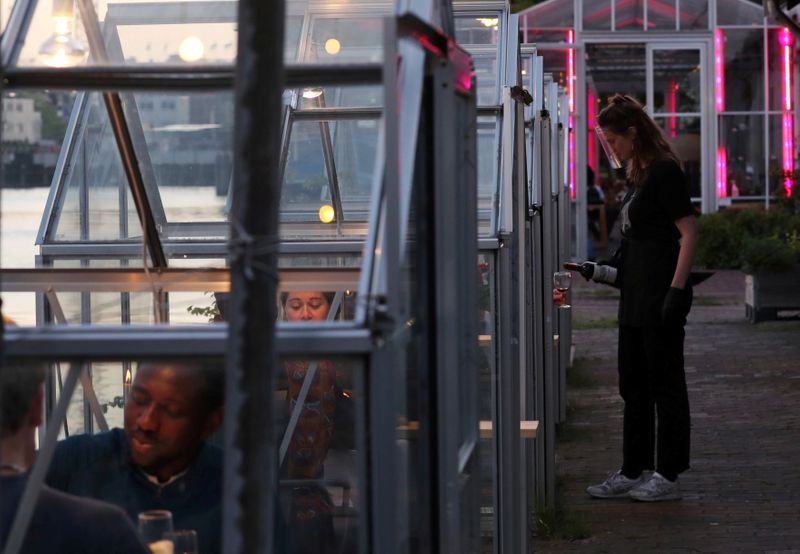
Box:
<box><xmin>594</xmin><ymin>125</ymin><xmax>622</xmax><ymax>169</ymax></box>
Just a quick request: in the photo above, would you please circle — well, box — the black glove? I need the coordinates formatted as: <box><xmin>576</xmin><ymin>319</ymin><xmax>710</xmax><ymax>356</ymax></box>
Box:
<box><xmin>662</xmin><ymin>286</ymin><xmax>692</xmax><ymax>325</ymax></box>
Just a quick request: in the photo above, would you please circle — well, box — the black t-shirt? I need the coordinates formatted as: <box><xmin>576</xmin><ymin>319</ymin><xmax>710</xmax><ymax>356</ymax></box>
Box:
<box><xmin>622</xmin><ymin>158</ymin><xmax>694</xmax><ymax>242</ymax></box>
<box><xmin>617</xmin><ymin>158</ymin><xmax>694</xmax><ymax>326</ymax></box>
<box><xmin>1</xmin><ymin>475</ymin><xmax>147</xmax><ymax>554</ymax></box>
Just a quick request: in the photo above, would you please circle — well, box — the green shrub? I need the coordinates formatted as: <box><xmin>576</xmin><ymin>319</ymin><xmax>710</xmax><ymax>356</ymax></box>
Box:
<box><xmin>695</xmin><ymin>206</ymin><xmax>800</xmax><ymax>273</ymax></box>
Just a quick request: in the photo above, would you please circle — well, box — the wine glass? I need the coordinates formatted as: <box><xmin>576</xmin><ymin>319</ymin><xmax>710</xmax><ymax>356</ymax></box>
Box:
<box><xmin>553</xmin><ymin>271</ymin><xmax>572</xmax><ymax>309</ymax></box>
<box><xmin>138</xmin><ymin>510</ymin><xmax>174</xmax><ymax>553</ymax></box>
<box><xmin>165</xmin><ymin>530</ymin><xmax>199</xmax><ymax>554</ymax></box>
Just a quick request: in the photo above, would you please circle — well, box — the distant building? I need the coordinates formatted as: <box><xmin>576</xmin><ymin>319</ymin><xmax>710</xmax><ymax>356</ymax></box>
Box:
<box><xmin>2</xmin><ymin>97</ymin><xmax>42</xmax><ymax>143</ymax></box>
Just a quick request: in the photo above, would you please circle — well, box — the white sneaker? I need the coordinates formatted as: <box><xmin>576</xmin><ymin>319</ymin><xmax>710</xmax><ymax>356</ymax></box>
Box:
<box><xmin>586</xmin><ymin>470</ymin><xmax>645</xmax><ymax>499</ymax></box>
<box><xmin>629</xmin><ymin>472</ymin><xmax>682</xmax><ymax>502</ymax></box>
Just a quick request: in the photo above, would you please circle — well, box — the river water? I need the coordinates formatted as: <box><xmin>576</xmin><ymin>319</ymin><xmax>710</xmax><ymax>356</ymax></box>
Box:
<box><xmin>2</xmin><ymin>186</ymin><xmax>227</xmax><ymax>433</ymax></box>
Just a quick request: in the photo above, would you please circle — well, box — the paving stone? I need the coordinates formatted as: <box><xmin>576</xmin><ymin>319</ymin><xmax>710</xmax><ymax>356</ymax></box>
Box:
<box><xmin>533</xmin><ymin>271</ymin><xmax>800</xmax><ymax>553</ymax></box>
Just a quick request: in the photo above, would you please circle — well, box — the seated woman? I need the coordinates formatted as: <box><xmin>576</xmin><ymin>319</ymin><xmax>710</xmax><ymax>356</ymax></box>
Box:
<box><xmin>280</xmin><ymin>291</ymin><xmax>355</xmax><ymax>554</ymax></box>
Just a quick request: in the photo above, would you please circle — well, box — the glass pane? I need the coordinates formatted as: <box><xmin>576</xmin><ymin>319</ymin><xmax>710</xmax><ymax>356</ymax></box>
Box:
<box><xmin>130</xmin><ymin>91</ymin><xmax>233</xmax><ymax>234</ymax></box>
<box><xmin>276</xmin><ymin>355</ymin><xmax>362</xmax><ymax>553</ymax></box>
<box><xmin>586</xmin><ymin>43</ymin><xmax>647</xmax><ymax>107</ymax></box>
<box><xmin>717</xmin><ymin>0</ymin><xmax>764</xmax><ymax>26</ymax></box>
<box><xmin>718</xmin><ymin>114</ymin><xmax>766</xmax><ymax>197</ymax></box>
<box><xmin>678</xmin><ymin>0</ymin><xmax>710</xmax><ymax>29</ymax></box>
<box><xmin>1</xmin><ymin>0</ymin><xmax>13</xmax><ymax>35</ymax></box>
<box><xmin>583</xmin><ymin>0</ymin><xmax>612</xmax><ymax>30</ymax></box>
<box><xmin>652</xmin><ymin>49</ymin><xmax>701</xmax><ymax>114</ymax></box>
<box><xmin>455</xmin><ymin>15</ymin><xmax>501</xmax><ymax>46</ymax></box>
<box><xmin>43</xmin><ymin>92</ymin><xmax>143</xmax><ymax>243</ymax></box>
<box><xmin>305</xmin><ymin>16</ymin><xmax>384</xmax><ymax>64</ymax></box>
<box><xmin>474</xmin><ymin>55</ymin><xmax>499</xmax><ymax>106</ymax></box>
<box><xmin>42</xmin><ymin>358</ymin><xmax>227</xmax><ymax>553</ymax></box>
<box><xmin>721</xmin><ymin>28</ymin><xmax>765</xmax><ymax>112</ymax></box>
<box><xmin>767</xmin><ymin>27</ymin><xmax>794</xmax><ymax>112</ymax></box>
<box><xmin>768</xmin><ymin>113</ymin><xmax>795</xmax><ymax>198</ymax></box>
<box><xmin>477</xmin><ymin>117</ymin><xmax>499</xmax><ymax>235</ymax></box>
<box><xmin>648</xmin><ymin>0</ymin><xmax>677</xmax><ymax>30</ymax></box>
<box><xmin>520</xmin><ymin>0</ymin><xmax>574</xmax><ymax>27</ymax></box>
<box><xmin>15</xmin><ymin>0</ymin><xmax>238</xmax><ymax>67</ymax></box>
<box><xmin>540</xmin><ymin>49</ymin><xmax>569</xmax><ymax>91</ymax></box>
<box><xmin>476</xmin><ymin>252</ymin><xmax>495</xmax><ymax>553</ymax></box>
<box><xmin>616</xmin><ymin>0</ymin><xmax>644</xmax><ymax>29</ymax></box>
<box><xmin>654</xmin><ymin>116</ymin><xmax>703</xmax><ymax>198</ymax></box>
<box><xmin>281</xmin><ymin>118</ymin><xmax>377</xmax><ymax>229</ymax></box>
<box><xmin>520</xmin><ymin>29</ymin><xmax>570</xmax><ymax>43</ymax></box>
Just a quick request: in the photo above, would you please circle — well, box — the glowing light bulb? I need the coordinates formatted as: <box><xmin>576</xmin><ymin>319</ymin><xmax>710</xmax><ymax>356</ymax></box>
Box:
<box><xmin>477</xmin><ymin>17</ymin><xmax>499</xmax><ymax>28</ymax></box>
<box><xmin>318</xmin><ymin>204</ymin><xmax>335</xmax><ymax>223</ymax></box>
<box><xmin>178</xmin><ymin>36</ymin><xmax>205</xmax><ymax>62</ymax></box>
<box><xmin>324</xmin><ymin>38</ymin><xmax>341</xmax><ymax>55</ymax></box>
<box><xmin>38</xmin><ymin>0</ymin><xmax>88</xmax><ymax>68</ymax></box>
<box><xmin>302</xmin><ymin>88</ymin><xmax>324</xmax><ymax>99</ymax></box>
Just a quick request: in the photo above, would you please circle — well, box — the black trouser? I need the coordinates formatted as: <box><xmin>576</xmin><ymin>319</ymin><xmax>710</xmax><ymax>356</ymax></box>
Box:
<box><xmin>618</xmin><ymin>324</ymin><xmax>690</xmax><ymax>481</ymax></box>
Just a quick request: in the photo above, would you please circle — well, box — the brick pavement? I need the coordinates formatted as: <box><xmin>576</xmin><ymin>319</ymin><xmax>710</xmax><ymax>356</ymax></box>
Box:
<box><xmin>532</xmin><ymin>271</ymin><xmax>800</xmax><ymax>553</ymax></box>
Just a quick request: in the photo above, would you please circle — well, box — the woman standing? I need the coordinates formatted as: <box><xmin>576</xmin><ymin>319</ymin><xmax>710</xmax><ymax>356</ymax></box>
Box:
<box><xmin>582</xmin><ymin>94</ymin><xmax>698</xmax><ymax>502</ymax></box>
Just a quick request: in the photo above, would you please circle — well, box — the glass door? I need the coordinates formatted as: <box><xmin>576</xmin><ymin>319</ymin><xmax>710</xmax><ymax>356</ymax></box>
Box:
<box><xmin>647</xmin><ymin>43</ymin><xmax>707</xmax><ymax>205</ymax></box>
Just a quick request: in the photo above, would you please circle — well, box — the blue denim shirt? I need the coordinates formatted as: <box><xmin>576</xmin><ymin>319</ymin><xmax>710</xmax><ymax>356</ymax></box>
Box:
<box><xmin>45</xmin><ymin>429</ymin><xmax>222</xmax><ymax>554</ymax></box>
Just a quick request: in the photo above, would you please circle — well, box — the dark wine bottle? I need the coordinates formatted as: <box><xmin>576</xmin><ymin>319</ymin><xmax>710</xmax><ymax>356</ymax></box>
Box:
<box><xmin>563</xmin><ymin>261</ymin><xmax>595</xmax><ymax>280</ymax></box>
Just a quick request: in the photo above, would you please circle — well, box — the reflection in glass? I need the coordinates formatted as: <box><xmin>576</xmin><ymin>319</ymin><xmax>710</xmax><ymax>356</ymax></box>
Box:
<box><xmin>652</xmin><ymin>50</ymin><xmax>701</xmax><ymax>114</ymax></box>
<box><xmin>718</xmin><ymin>114</ymin><xmax>765</xmax><ymax>197</ymax></box>
<box><xmin>655</xmin><ymin>117</ymin><xmax>702</xmax><ymax>197</ymax></box>
<box><xmin>722</xmin><ymin>29</ymin><xmax>765</xmax><ymax>113</ymax></box>
<box><xmin>716</xmin><ymin>0</ymin><xmax>764</xmax><ymax>26</ymax></box>
<box><xmin>582</xmin><ymin>0</ymin><xmax>612</xmax><ymax>31</ymax></box>
<box><xmin>585</xmin><ymin>43</ymin><xmax>646</xmax><ymax>108</ymax></box>
<box><xmin>277</xmin><ymin>294</ymin><xmax>359</xmax><ymax>553</ymax></box>
<box><xmin>647</xmin><ymin>0</ymin><xmax>676</xmax><ymax>30</ymax></box>
<box><xmin>678</xmin><ymin>0</ymin><xmax>709</xmax><ymax>29</ymax></box>
<box><xmin>455</xmin><ymin>15</ymin><xmax>501</xmax><ymax>45</ymax></box>
<box><xmin>473</xmin><ymin>56</ymin><xmax>500</xmax><ymax>106</ymax></box>
<box><xmin>520</xmin><ymin>0</ymin><xmax>574</xmax><ymax>30</ymax></box>
<box><xmin>615</xmin><ymin>0</ymin><xmax>643</xmax><ymax>30</ymax></box>
<box><xmin>308</xmin><ymin>17</ymin><xmax>383</xmax><ymax>64</ymax></box>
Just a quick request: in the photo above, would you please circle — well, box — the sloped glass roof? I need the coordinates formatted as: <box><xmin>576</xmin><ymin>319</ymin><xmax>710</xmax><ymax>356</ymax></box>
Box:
<box><xmin>22</xmin><ymin>0</ymin><xmax>396</xmax><ymax>253</ymax></box>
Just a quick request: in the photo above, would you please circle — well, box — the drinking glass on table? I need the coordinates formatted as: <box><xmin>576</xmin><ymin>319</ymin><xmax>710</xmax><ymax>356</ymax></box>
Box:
<box><xmin>553</xmin><ymin>271</ymin><xmax>572</xmax><ymax>308</ymax></box>
<box><xmin>138</xmin><ymin>510</ymin><xmax>174</xmax><ymax>553</ymax></box>
<box><xmin>165</xmin><ymin>530</ymin><xmax>199</xmax><ymax>554</ymax></box>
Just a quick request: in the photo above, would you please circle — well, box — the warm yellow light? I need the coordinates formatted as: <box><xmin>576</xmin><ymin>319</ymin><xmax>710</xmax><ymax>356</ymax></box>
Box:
<box><xmin>178</xmin><ymin>36</ymin><xmax>205</xmax><ymax>62</ymax></box>
<box><xmin>477</xmin><ymin>17</ymin><xmax>499</xmax><ymax>28</ymax></box>
<box><xmin>302</xmin><ymin>87</ymin><xmax>324</xmax><ymax>99</ymax></box>
<box><xmin>38</xmin><ymin>10</ymin><xmax>88</xmax><ymax>67</ymax></box>
<box><xmin>324</xmin><ymin>38</ymin><xmax>341</xmax><ymax>55</ymax></box>
<box><xmin>318</xmin><ymin>204</ymin><xmax>335</xmax><ymax>223</ymax></box>
<box><xmin>124</xmin><ymin>368</ymin><xmax>132</xmax><ymax>385</ymax></box>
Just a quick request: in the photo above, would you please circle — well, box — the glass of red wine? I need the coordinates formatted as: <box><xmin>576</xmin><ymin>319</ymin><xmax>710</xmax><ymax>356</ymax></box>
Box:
<box><xmin>553</xmin><ymin>271</ymin><xmax>572</xmax><ymax>308</ymax></box>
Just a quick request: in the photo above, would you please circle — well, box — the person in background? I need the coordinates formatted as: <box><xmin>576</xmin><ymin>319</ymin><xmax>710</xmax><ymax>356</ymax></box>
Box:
<box><xmin>1</xmin><ymin>362</ymin><xmax>146</xmax><ymax>554</ymax></box>
<box><xmin>581</xmin><ymin>94</ymin><xmax>698</xmax><ymax>502</ymax></box>
<box><xmin>281</xmin><ymin>291</ymin><xmax>355</xmax><ymax>553</ymax></box>
<box><xmin>46</xmin><ymin>361</ymin><xmax>224</xmax><ymax>553</ymax></box>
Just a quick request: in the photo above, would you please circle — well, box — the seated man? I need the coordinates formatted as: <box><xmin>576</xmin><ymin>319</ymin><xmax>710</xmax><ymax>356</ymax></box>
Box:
<box><xmin>46</xmin><ymin>361</ymin><xmax>224</xmax><ymax>554</ymax></box>
<box><xmin>1</xmin><ymin>362</ymin><xmax>146</xmax><ymax>554</ymax></box>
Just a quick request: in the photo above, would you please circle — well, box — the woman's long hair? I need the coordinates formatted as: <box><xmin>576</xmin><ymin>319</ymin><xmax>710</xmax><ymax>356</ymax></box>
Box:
<box><xmin>597</xmin><ymin>94</ymin><xmax>680</xmax><ymax>186</ymax></box>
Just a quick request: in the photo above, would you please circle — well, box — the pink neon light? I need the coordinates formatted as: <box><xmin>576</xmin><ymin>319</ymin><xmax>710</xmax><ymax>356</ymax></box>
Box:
<box><xmin>567</xmin><ymin>30</ymin><xmax>575</xmax><ymax>199</ymax></box>
<box><xmin>567</xmin><ymin>30</ymin><xmax>575</xmax><ymax>113</ymax></box>
<box><xmin>783</xmin><ymin>113</ymin><xmax>795</xmax><ymax>196</ymax></box>
<box><xmin>780</xmin><ymin>28</ymin><xmax>794</xmax><ymax>195</ymax></box>
<box><xmin>714</xmin><ymin>29</ymin><xmax>725</xmax><ymax>112</ymax></box>
<box><xmin>569</xmin><ymin>115</ymin><xmax>576</xmax><ymax>200</ymax></box>
<box><xmin>781</xmin><ymin>28</ymin><xmax>792</xmax><ymax>111</ymax></box>
<box><xmin>666</xmin><ymin>80</ymin><xmax>678</xmax><ymax>138</ymax></box>
<box><xmin>716</xmin><ymin>146</ymin><xmax>727</xmax><ymax>199</ymax></box>
<box><xmin>588</xmin><ymin>90</ymin><xmax>597</xmax><ymax>183</ymax></box>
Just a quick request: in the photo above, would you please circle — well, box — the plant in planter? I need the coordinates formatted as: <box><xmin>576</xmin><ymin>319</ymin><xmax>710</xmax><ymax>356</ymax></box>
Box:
<box><xmin>695</xmin><ymin>198</ymin><xmax>800</xmax><ymax>322</ymax></box>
